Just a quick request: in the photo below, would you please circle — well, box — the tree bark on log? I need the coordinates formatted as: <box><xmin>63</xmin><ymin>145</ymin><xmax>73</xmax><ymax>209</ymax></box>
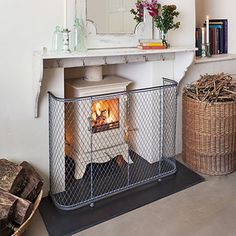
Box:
<box><xmin>0</xmin><ymin>159</ymin><xmax>26</xmax><ymax>195</ymax></box>
<box><xmin>20</xmin><ymin>162</ymin><xmax>43</xmax><ymax>202</ymax></box>
<box><xmin>0</xmin><ymin>190</ymin><xmax>17</xmax><ymax>221</ymax></box>
<box><xmin>14</xmin><ymin>196</ymin><xmax>33</xmax><ymax>225</ymax></box>
<box><xmin>0</xmin><ymin>190</ymin><xmax>33</xmax><ymax>226</ymax></box>
<box><xmin>0</xmin><ymin>220</ymin><xmax>14</xmax><ymax>236</ymax></box>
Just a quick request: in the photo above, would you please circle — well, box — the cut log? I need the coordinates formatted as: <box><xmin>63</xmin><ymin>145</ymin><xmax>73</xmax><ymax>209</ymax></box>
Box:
<box><xmin>83</xmin><ymin>155</ymin><xmax>126</xmax><ymax>180</ymax></box>
<box><xmin>114</xmin><ymin>155</ymin><xmax>125</xmax><ymax>167</ymax></box>
<box><xmin>0</xmin><ymin>220</ymin><xmax>14</xmax><ymax>236</ymax></box>
<box><xmin>0</xmin><ymin>190</ymin><xmax>33</xmax><ymax>226</ymax></box>
<box><xmin>14</xmin><ymin>196</ymin><xmax>33</xmax><ymax>225</ymax></box>
<box><xmin>0</xmin><ymin>190</ymin><xmax>17</xmax><ymax>221</ymax></box>
<box><xmin>20</xmin><ymin>162</ymin><xmax>43</xmax><ymax>202</ymax></box>
<box><xmin>0</xmin><ymin>159</ymin><xmax>26</xmax><ymax>195</ymax></box>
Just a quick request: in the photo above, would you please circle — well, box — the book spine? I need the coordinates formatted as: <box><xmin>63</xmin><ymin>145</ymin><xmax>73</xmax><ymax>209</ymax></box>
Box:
<box><xmin>217</xmin><ymin>28</ymin><xmax>223</xmax><ymax>54</ymax></box>
<box><xmin>138</xmin><ymin>45</ymin><xmax>166</xmax><ymax>50</ymax></box>
<box><xmin>196</xmin><ymin>29</ymin><xmax>199</xmax><ymax>56</ymax></box>
<box><xmin>212</xmin><ymin>28</ymin><xmax>216</xmax><ymax>54</ymax></box>
<box><xmin>210</xmin><ymin>28</ymin><xmax>213</xmax><ymax>55</ymax></box>
<box><xmin>209</xmin><ymin>25</ymin><xmax>222</xmax><ymax>29</ymax></box>
<box><xmin>215</xmin><ymin>28</ymin><xmax>218</xmax><ymax>54</ymax></box>
<box><xmin>209</xmin><ymin>19</ymin><xmax>228</xmax><ymax>54</ymax></box>
<box><xmin>141</xmin><ymin>43</ymin><xmax>163</xmax><ymax>46</ymax></box>
<box><xmin>217</xmin><ymin>28</ymin><xmax>220</xmax><ymax>54</ymax></box>
<box><xmin>220</xmin><ymin>27</ymin><xmax>224</xmax><ymax>54</ymax></box>
<box><xmin>139</xmin><ymin>39</ymin><xmax>162</xmax><ymax>44</ymax></box>
<box><xmin>198</xmin><ymin>28</ymin><xmax>202</xmax><ymax>56</ymax></box>
<box><xmin>223</xmin><ymin>20</ymin><xmax>228</xmax><ymax>53</ymax></box>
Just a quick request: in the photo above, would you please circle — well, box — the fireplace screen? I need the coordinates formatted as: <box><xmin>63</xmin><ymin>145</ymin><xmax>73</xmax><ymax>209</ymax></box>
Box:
<box><xmin>48</xmin><ymin>78</ymin><xmax>177</xmax><ymax>210</ymax></box>
<box><xmin>92</xmin><ymin>98</ymin><xmax>119</xmax><ymax>133</ymax></box>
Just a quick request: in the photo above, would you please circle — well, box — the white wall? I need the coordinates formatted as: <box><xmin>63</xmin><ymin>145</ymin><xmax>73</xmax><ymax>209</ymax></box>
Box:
<box><xmin>195</xmin><ymin>0</ymin><xmax>204</xmax><ymax>27</ymax></box>
<box><xmin>159</xmin><ymin>0</ymin><xmax>196</xmax><ymax>47</ymax></box>
<box><xmin>0</xmin><ymin>0</ymin><xmax>67</xmax><ymax>192</ymax></box>
<box><xmin>0</xmin><ymin>0</ymin><xmax>196</xmax><ymax>194</ymax></box>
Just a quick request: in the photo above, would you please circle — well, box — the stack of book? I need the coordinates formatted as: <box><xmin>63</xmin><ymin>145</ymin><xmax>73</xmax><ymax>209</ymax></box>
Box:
<box><xmin>137</xmin><ymin>39</ymin><xmax>166</xmax><ymax>50</ymax></box>
<box><xmin>196</xmin><ymin>19</ymin><xmax>228</xmax><ymax>57</ymax></box>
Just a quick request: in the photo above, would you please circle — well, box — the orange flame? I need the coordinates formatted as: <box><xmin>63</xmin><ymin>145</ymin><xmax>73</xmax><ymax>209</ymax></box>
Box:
<box><xmin>92</xmin><ymin>99</ymin><xmax>117</xmax><ymax>127</ymax></box>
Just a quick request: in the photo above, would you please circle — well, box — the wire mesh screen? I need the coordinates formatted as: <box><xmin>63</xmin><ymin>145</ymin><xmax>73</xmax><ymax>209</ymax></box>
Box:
<box><xmin>48</xmin><ymin>78</ymin><xmax>177</xmax><ymax>210</ymax></box>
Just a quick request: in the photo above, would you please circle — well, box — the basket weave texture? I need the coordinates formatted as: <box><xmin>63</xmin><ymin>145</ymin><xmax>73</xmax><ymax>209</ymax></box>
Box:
<box><xmin>182</xmin><ymin>94</ymin><xmax>236</xmax><ymax>175</ymax></box>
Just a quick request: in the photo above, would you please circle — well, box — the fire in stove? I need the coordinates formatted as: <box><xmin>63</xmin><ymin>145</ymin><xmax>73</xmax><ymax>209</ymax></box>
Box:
<box><xmin>92</xmin><ymin>98</ymin><xmax>119</xmax><ymax>133</ymax></box>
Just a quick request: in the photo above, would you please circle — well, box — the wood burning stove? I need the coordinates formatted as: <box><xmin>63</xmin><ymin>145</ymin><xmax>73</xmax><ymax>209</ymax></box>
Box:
<box><xmin>49</xmin><ymin>78</ymin><xmax>177</xmax><ymax>210</ymax></box>
<box><xmin>64</xmin><ymin>75</ymin><xmax>132</xmax><ymax>180</ymax></box>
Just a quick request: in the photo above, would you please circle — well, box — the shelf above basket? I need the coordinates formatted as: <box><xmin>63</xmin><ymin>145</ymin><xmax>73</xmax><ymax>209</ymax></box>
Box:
<box><xmin>195</xmin><ymin>54</ymin><xmax>236</xmax><ymax>64</ymax></box>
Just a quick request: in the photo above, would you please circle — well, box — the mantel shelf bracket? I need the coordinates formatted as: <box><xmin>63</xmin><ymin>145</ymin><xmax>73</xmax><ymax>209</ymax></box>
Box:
<box><xmin>33</xmin><ymin>51</ymin><xmax>44</xmax><ymax>118</ymax></box>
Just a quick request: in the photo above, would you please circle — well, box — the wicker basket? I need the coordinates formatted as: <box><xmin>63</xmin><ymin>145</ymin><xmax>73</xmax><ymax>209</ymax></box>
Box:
<box><xmin>182</xmin><ymin>94</ymin><xmax>236</xmax><ymax>175</ymax></box>
<box><xmin>12</xmin><ymin>190</ymin><xmax>43</xmax><ymax>236</ymax></box>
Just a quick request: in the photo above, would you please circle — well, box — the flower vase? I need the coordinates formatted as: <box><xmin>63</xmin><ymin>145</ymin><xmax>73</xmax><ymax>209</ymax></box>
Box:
<box><xmin>160</xmin><ymin>30</ymin><xmax>169</xmax><ymax>48</ymax></box>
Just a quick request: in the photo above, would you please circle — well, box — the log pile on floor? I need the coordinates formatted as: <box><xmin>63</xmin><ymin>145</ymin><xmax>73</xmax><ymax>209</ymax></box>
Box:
<box><xmin>0</xmin><ymin>159</ymin><xmax>43</xmax><ymax>235</ymax></box>
<box><xmin>183</xmin><ymin>73</ymin><xmax>236</xmax><ymax>103</ymax></box>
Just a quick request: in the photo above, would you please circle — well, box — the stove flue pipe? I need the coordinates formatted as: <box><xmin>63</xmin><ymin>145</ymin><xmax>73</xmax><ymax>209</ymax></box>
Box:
<box><xmin>84</xmin><ymin>66</ymin><xmax>103</xmax><ymax>82</ymax></box>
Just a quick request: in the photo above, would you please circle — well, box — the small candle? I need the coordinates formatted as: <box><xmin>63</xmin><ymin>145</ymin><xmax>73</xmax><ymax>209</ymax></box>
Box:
<box><xmin>64</xmin><ymin>0</ymin><xmax>67</xmax><ymax>29</ymax></box>
<box><xmin>202</xmin><ymin>27</ymin><xmax>205</xmax><ymax>45</ymax></box>
<box><xmin>206</xmin><ymin>15</ymin><xmax>209</xmax><ymax>44</ymax></box>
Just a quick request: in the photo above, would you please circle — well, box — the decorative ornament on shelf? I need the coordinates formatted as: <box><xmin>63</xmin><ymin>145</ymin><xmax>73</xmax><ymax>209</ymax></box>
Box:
<box><xmin>62</xmin><ymin>29</ymin><xmax>71</xmax><ymax>53</ymax></box>
<box><xmin>52</xmin><ymin>26</ymin><xmax>63</xmax><ymax>52</ymax></box>
<box><xmin>201</xmin><ymin>16</ymin><xmax>211</xmax><ymax>58</ymax></box>
<box><xmin>201</xmin><ymin>27</ymin><xmax>206</xmax><ymax>57</ymax></box>
<box><xmin>131</xmin><ymin>0</ymin><xmax>180</xmax><ymax>48</ymax></box>
<box><xmin>74</xmin><ymin>18</ymin><xmax>87</xmax><ymax>52</ymax></box>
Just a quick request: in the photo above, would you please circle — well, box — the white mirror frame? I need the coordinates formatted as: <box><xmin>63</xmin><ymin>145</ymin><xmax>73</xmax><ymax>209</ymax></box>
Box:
<box><xmin>76</xmin><ymin>0</ymin><xmax>154</xmax><ymax>49</ymax></box>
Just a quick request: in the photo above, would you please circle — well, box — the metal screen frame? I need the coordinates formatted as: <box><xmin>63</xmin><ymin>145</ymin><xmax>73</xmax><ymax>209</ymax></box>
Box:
<box><xmin>48</xmin><ymin>78</ymin><xmax>178</xmax><ymax>210</ymax></box>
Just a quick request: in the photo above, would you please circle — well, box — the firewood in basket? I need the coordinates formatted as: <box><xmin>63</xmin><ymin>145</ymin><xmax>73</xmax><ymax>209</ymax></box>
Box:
<box><xmin>14</xmin><ymin>196</ymin><xmax>33</xmax><ymax>225</ymax></box>
<box><xmin>184</xmin><ymin>73</ymin><xmax>236</xmax><ymax>103</ymax></box>
<box><xmin>0</xmin><ymin>159</ymin><xmax>26</xmax><ymax>195</ymax></box>
<box><xmin>20</xmin><ymin>162</ymin><xmax>43</xmax><ymax>202</ymax></box>
<box><xmin>0</xmin><ymin>220</ymin><xmax>14</xmax><ymax>236</ymax></box>
<box><xmin>0</xmin><ymin>190</ymin><xmax>17</xmax><ymax>222</ymax></box>
<box><xmin>0</xmin><ymin>189</ymin><xmax>33</xmax><ymax>226</ymax></box>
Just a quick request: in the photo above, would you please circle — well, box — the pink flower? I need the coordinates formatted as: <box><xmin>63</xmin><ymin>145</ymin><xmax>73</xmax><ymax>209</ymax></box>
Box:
<box><xmin>142</xmin><ymin>0</ymin><xmax>160</xmax><ymax>18</ymax></box>
<box><xmin>136</xmin><ymin>1</ymin><xmax>144</xmax><ymax>18</ymax></box>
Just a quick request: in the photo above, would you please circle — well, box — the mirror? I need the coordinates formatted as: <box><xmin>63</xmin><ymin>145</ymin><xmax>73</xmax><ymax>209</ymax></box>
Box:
<box><xmin>76</xmin><ymin>0</ymin><xmax>152</xmax><ymax>48</ymax></box>
<box><xmin>87</xmin><ymin>0</ymin><xmax>140</xmax><ymax>34</ymax></box>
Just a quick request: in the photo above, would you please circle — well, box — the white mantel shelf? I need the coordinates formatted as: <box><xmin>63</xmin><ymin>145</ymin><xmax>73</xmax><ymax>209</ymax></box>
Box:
<box><xmin>33</xmin><ymin>46</ymin><xmax>196</xmax><ymax>118</ymax></box>
<box><xmin>39</xmin><ymin>46</ymin><xmax>195</xmax><ymax>68</ymax></box>
<box><xmin>42</xmin><ymin>46</ymin><xmax>195</xmax><ymax>59</ymax></box>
